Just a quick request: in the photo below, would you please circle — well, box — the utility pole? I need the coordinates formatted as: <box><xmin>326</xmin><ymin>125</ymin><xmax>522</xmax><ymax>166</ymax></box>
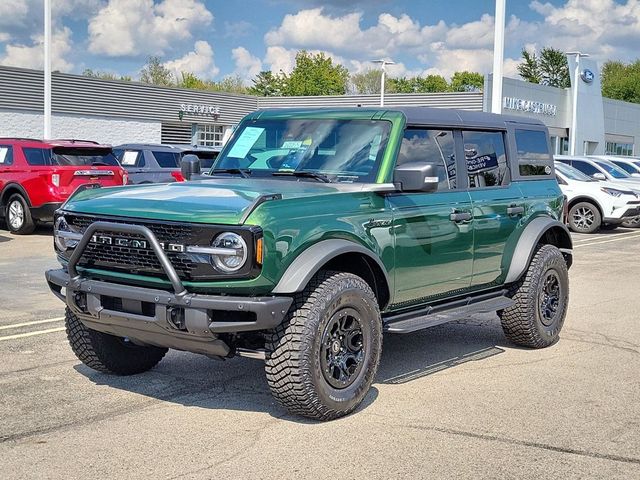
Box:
<box><xmin>491</xmin><ymin>0</ymin><xmax>506</xmax><ymax>114</ymax></box>
<box><xmin>44</xmin><ymin>0</ymin><xmax>52</xmax><ymax>139</ymax></box>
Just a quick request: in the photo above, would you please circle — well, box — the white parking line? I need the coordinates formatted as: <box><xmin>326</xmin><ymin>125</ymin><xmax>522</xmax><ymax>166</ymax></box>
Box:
<box><xmin>0</xmin><ymin>327</ymin><xmax>66</xmax><ymax>342</ymax></box>
<box><xmin>0</xmin><ymin>317</ymin><xmax>64</xmax><ymax>331</ymax></box>
<box><xmin>571</xmin><ymin>230</ymin><xmax>640</xmax><ymax>243</ymax></box>
<box><xmin>574</xmin><ymin>232</ymin><xmax>640</xmax><ymax>248</ymax></box>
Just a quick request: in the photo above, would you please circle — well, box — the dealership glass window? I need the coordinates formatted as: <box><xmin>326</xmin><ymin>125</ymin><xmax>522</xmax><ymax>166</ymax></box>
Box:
<box><xmin>397</xmin><ymin>129</ymin><xmax>457</xmax><ymax>190</ymax></box>
<box><xmin>196</xmin><ymin>124</ymin><xmax>226</xmax><ymax>147</ymax></box>
<box><xmin>550</xmin><ymin>136</ymin><xmax>569</xmax><ymax>155</ymax></box>
<box><xmin>23</xmin><ymin>148</ymin><xmax>49</xmax><ymax>166</ymax></box>
<box><xmin>0</xmin><ymin>145</ymin><xmax>13</xmax><ymax>165</ymax></box>
<box><xmin>605</xmin><ymin>141</ymin><xmax>634</xmax><ymax>156</ymax></box>
<box><xmin>462</xmin><ymin>131</ymin><xmax>509</xmax><ymax>188</ymax></box>
<box><xmin>515</xmin><ymin>129</ymin><xmax>553</xmax><ymax>176</ymax></box>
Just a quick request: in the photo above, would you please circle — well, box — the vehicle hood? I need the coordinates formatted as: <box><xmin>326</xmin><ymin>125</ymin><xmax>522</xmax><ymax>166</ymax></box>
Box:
<box><xmin>62</xmin><ymin>177</ymin><xmax>375</xmax><ymax>224</ymax></box>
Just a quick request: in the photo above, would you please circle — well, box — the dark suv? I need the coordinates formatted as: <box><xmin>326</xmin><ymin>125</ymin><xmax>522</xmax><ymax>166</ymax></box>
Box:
<box><xmin>47</xmin><ymin>108</ymin><xmax>572</xmax><ymax>420</ymax></box>
<box><xmin>113</xmin><ymin>144</ymin><xmax>221</xmax><ymax>184</ymax></box>
<box><xmin>0</xmin><ymin>138</ymin><xmax>127</xmax><ymax>234</ymax></box>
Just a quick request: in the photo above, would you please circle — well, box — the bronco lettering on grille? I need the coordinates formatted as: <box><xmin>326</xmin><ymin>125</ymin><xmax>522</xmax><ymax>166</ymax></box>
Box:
<box><xmin>90</xmin><ymin>235</ymin><xmax>185</xmax><ymax>252</ymax></box>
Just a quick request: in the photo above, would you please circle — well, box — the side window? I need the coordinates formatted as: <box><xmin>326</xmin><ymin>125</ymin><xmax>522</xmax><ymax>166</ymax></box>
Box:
<box><xmin>571</xmin><ymin>161</ymin><xmax>599</xmax><ymax>176</ymax></box>
<box><xmin>515</xmin><ymin>129</ymin><xmax>553</xmax><ymax>176</ymax></box>
<box><xmin>612</xmin><ymin>161</ymin><xmax>636</xmax><ymax>174</ymax></box>
<box><xmin>152</xmin><ymin>151</ymin><xmax>180</xmax><ymax>168</ymax></box>
<box><xmin>0</xmin><ymin>145</ymin><xmax>13</xmax><ymax>166</ymax></box>
<box><xmin>23</xmin><ymin>148</ymin><xmax>49</xmax><ymax>166</ymax></box>
<box><xmin>397</xmin><ymin>129</ymin><xmax>457</xmax><ymax>191</ymax></box>
<box><xmin>117</xmin><ymin>150</ymin><xmax>144</xmax><ymax>167</ymax></box>
<box><xmin>462</xmin><ymin>131</ymin><xmax>509</xmax><ymax>188</ymax></box>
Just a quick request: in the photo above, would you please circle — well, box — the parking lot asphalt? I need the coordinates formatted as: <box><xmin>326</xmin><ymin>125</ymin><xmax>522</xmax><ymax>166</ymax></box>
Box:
<box><xmin>0</xmin><ymin>225</ymin><xmax>639</xmax><ymax>479</ymax></box>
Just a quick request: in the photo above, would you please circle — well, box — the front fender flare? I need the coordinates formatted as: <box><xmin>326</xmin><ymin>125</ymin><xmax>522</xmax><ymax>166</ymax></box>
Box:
<box><xmin>272</xmin><ymin>239</ymin><xmax>390</xmax><ymax>294</ymax></box>
<box><xmin>505</xmin><ymin>217</ymin><xmax>572</xmax><ymax>284</ymax></box>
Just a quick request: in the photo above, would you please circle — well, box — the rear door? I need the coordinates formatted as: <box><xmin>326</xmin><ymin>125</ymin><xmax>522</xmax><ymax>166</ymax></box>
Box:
<box><xmin>388</xmin><ymin>128</ymin><xmax>474</xmax><ymax>306</ymax></box>
<box><xmin>0</xmin><ymin>144</ymin><xmax>15</xmax><ymax>194</ymax></box>
<box><xmin>114</xmin><ymin>149</ymin><xmax>145</xmax><ymax>184</ymax></box>
<box><xmin>149</xmin><ymin>150</ymin><xmax>181</xmax><ymax>183</ymax></box>
<box><xmin>462</xmin><ymin>130</ymin><xmax>524</xmax><ymax>287</ymax></box>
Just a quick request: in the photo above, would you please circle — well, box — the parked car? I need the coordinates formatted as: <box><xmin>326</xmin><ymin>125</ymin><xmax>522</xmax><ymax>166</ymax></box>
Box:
<box><xmin>555</xmin><ymin>155</ymin><xmax>640</xmax><ymax>188</ymax></box>
<box><xmin>554</xmin><ymin>161</ymin><xmax>640</xmax><ymax>233</ymax></box>
<box><xmin>0</xmin><ymin>138</ymin><xmax>127</xmax><ymax>234</ymax></box>
<box><xmin>595</xmin><ymin>156</ymin><xmax>640</xmax><ymax>177</ymax></box>
<box><xmin>113</xmin><ymin>144</ymin><xmax>222</xmax><ymax>184</ymax></box>
<box><xmin>47</xmin><ymin>107</ymin><xmax>572</xmax><ymax>420</ymax></box>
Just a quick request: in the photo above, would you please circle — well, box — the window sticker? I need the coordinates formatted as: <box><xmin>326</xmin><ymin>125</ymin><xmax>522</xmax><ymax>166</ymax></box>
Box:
<box><xmin>227</xmin><ymin>127</ymin><xmax>265</xmax><ymax>158</ymax></box>
<box><xmin>121</xmin><ymin>151</ymin><xmax>139</xmax><ymax>166</ymax></box>
<box><xmin>0</xmin><ymin>147</ymin><xmax>8</xmax><ymax>164</ymax></box>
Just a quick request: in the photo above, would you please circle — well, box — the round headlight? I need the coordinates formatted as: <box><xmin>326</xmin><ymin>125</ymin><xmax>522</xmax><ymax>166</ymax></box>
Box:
<box><xmin>54</xmin><ymin>216</ymin><xmax>79</xmax><ymax>251</ymax></box>
<box><xmin>210</xmin><ymin>232</ymin><xmax>247</xmax><ymax>272</ymax></box>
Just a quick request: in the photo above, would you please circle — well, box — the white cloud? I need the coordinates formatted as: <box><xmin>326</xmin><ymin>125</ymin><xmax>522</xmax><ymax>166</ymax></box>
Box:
<box><xmin>88</xmin><ymin>0</ymin><xmax>213</xmax><ymax>57</ymax></box>
<box><xmin>0</xmin><ymin>27</ymin><xmax>74</xmax><ymax>71</ymax></box>
<box><xmin>232</xmin><ymin>47</ymin><xmax>263</xmax><ymax>82</ymax></box>
<box><xmin>163</xmin><ymin>40</ymin><xmax>219</xmax><ymax>79</ymax></box>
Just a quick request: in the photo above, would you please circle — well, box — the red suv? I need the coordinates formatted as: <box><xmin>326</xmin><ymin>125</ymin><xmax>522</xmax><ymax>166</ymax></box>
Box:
<box><xmin>0</xmin><ymin>138</ymin><xmax>127</xmax><ymax>234</ymax></box>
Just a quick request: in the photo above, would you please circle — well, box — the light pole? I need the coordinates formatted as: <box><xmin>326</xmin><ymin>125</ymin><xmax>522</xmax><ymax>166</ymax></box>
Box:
<box><xmin>491</xmin><ymin>0</ymin><xmax>506</xmax><ymax>113</ymax></box>
<box><xmin>44</xmin><ymin>0</ymin><xmax>52</xmax><ymax>139</ymax></box>
<box><xmin>372</xmin><ymin>59</ymin><xmax>395</xmax><ymax>107</ymax></box>
<box><xmin>566</xmin><ymin>51</ymin><xmax>589</xmax><ymax>155</ymax></box>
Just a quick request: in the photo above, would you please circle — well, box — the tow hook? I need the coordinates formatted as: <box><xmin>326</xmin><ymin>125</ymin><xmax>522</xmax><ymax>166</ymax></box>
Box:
<box><xmin>167</xmin><ymin>306</ymin><xmax>187</xmax><ymax>331</ymax></box>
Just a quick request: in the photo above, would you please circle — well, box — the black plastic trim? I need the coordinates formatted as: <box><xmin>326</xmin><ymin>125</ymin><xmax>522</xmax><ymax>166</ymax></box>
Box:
<box><xmin>30</xmin><ymin>202</ymin><xmax>62</xmax><ymax>221</ymax></box>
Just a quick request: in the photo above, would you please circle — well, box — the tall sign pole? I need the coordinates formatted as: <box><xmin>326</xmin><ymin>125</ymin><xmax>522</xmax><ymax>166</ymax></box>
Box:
<box><xmin>372</xmin><ymin>59</ymin><xmax>395</xmax><ymax>107</ymax></box>
<box><xmin>491</xmin><ymin>0</ymin><xmax>506</xmax><ymax>113</ymax></box>
<box><xmin>44</xmin><ymin>0</ymin><xmax>52</xmax><ymax>139</ymax></box>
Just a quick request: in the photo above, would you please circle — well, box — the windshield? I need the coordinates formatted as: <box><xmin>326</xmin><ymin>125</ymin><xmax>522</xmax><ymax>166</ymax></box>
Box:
<box><xmin>598</xmin><ymin>161</ymin><xmax>630</xmax><ymax>179</ymax></box>
<box><xmin>213</xmin><ymin>118</ymin><xmax>392</xmax><ymax>183</ymax></box>
<box><xmin>51</xmin><ymin>147</ymin><xmax>119</xmax><ymax>167</ymax></box>
<box><xmin>555</xmin><ymin>162</ymin><xmax>597</xmax><ymax>182</ymax></box>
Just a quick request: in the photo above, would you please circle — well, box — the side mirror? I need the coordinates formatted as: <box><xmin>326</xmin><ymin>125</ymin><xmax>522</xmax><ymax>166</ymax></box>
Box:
<box><xmin>394</xmin><ymin>162</ymin><xmax>439</xmax><ymax>192</ymax></box>
<box><xmin>180</xmin><ymin>154</ymin><xmax>201</xmax><ymax>181</ymax></box>
<box><xmin>592</xmin><ymin>172</ymin><xmax>606</xmax><ymax>181</ymax></box>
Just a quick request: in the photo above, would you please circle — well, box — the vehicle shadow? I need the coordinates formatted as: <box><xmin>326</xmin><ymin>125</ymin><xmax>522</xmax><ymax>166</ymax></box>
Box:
<box><xmin>75</xmin><ymin>314</ymin><xmax>508</xmax><ymax>422</ymax></box>
<box><xmin>0</xmin><ymin>221</ymin><xmax>52</xmax><ymax>236</ymax></box>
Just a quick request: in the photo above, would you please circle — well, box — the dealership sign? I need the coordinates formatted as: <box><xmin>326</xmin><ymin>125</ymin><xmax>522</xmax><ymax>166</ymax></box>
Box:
<box><xmin>503</xmin><ymin>97</ymin><xmax>557</xmax><ymax>116</ymax></box>
<box><xmin>179</xmin><ymin>103</ymin><xmax>221</xmax><ymax>117</ymax></box>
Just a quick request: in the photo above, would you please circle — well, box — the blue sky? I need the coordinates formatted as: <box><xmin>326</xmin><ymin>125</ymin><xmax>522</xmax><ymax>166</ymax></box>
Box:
<box><xmin>0</xmin><ymin>1</ymin><xmax>638</xmax><ymax>83</ymax></box>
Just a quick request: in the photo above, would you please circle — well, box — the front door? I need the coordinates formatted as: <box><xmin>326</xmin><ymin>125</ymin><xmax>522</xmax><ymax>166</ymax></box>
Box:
<box><xmin>461</xmin><ymin>130</ymin><xmax>524</xmax><ymax>287</ymax></box>
<box><xmin>388</xmin><ymin>128</ymin><xmax>474</xmax><ymax>306</ymax></box>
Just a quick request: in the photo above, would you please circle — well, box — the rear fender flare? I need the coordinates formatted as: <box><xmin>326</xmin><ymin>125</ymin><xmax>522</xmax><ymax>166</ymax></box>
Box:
<box><xmin>0</xmin><ymin>183</ymin><xmax>32</xmax><ymax>208</ymax></box>
<box><xmin>505</xmin><ymin>217</ymin><xmax>572</xmax><ymax>284</ymax></box>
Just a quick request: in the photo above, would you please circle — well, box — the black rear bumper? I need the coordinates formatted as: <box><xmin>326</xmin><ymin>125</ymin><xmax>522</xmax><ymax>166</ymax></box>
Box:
<box><xmin>31</xmin><ymin>202</ymin><xmax>63</xmax><ymax>222</ymax></box>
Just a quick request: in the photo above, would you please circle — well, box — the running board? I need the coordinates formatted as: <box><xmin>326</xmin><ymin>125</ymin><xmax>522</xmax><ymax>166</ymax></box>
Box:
<box><xmin>383</xmin><ymin>290</ymin><xmax>514</xmax><ymax>334</ymax></box>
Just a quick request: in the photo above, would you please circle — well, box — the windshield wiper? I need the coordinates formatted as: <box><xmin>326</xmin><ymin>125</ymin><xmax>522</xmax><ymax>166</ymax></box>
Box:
<box><xmin>211</xmin><ymin>168</ymin><xmax>251</xmax><ymax>178</ymax></box>
<box><xmin>271</xmin><ymin>171</ymin><xmax>332</xmax><ymax>183</ymax></box>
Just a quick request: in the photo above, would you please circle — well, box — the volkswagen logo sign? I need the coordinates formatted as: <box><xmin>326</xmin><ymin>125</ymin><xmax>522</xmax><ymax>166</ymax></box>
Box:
<box><xmin>580</xmin><ymin>68</ymin><xmax>595</xmax><ymax>84</ymax></box>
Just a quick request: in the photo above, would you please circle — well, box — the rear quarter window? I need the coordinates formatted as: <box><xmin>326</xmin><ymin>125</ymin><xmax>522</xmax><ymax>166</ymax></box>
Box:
<box><xmin>23</xmin><ymin>148</ymin><xmax>50</xmax><ymax>166</ymax></box>
<box><xmin>515</xmin><ymin>129</ymin><xmax>553</xmax><ymax>176</ymax></box>
<box><xmin>152</xmin><ymin>151</ymin><xmax>180</xmax><ymax>168</ymax></box>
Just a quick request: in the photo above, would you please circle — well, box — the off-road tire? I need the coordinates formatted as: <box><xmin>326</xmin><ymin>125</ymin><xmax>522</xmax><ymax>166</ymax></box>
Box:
<box><xmin>265</xmin><ymin>271</ymin><xmax>382</xmax><ymax>421</ymax></box>
<box><xmin>568</xmin><ymin>201</ymin><xmax>601</xmax><ymax>234</ymax></box>
<box><xmin>65</xmin><ymin>308</ymin><xmax>167</xmax><ymax>375</ymax></box>
<box><xmin>499</xmin><ymin>244</ymin><xmax>569</xmax><ymax>348</ymax></box>
<box><xmin>6</xmin><ymin>193</ymin><xmax>35</xmax><ymax>235</ymax></box>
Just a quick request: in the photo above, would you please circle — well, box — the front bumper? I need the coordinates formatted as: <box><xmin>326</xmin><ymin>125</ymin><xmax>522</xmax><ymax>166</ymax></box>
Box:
<box><xmin>604</xmin><ymin>204</ymin><xmax>640</xmax><ymax>224</ymax></box>
<box><xmin>46</xmin><ymin>268</ymin><xmax>292</xmax><ymax>356</ymax></box>
<box><xmin>45</xmin><ymin>220</ymin><xmax>291</xmax><ymax>357</ymax></box>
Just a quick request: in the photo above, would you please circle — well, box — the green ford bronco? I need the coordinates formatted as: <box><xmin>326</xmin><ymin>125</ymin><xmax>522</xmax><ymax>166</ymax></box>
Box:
<box><xmin>46</xmin><ymin>107</ymin><xmax>572</xmax><ymax>420</ymax></box>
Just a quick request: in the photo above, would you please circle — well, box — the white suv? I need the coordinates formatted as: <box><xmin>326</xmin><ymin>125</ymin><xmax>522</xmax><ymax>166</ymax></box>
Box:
<box><xmin>555</xmin><ymin>162</ymin><xmax>640</xmax><ymax>233</ymax></box>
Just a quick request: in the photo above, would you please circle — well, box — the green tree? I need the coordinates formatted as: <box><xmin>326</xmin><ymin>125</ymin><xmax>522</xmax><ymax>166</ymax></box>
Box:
<box><xmin>284</xmin><ymin>51</ymin><xmax>349</xmax><ymax>96</ymax></box>
<box><xmin>387</xmin><ymin>77</ymin><xmax>414</xmax><ymax>93</ymax></box>
<box><xmin>249</xmin><ymin>70</ymin><xmax>287</xmax><ymax>96</ymax></box>
<box><xmin>449</xmin><ymin>71</ymin><xmax>484</xmax><ymax>92</ymax></box>
<box><xmin>414</xmin><ymin>75</ymin><xmax>449</xmax><ymax>93</ymax></box>
<box><xmin>517</xmin><ymin>47</ymin><xmax>570</xmax><ymax>88</ymax></box>
<box><xmin>601</xmin><ymin>60</ymin><xmax>640</xmax><ymax>104</ymax></box>
<box><xmin>177</xmin><ymin>72</ymin><xmax>207</xmax><ymax>90</ymax></box>
<box><xmin>82</xmin><ymin>68</ymin><xmax>132</xmax><ymax>82</ymax></box>
<box><xmin>349</xmin><ymin>69</ymin><xmax>383</xmax><ymax>94</ymax></box>
<box><xmin>204</xmin><ymin>75</ymin><xmax>249</xmax><ymax>95</ymax></box>
<box><xmin>139</xmin><ymin>56</ymin><xmax>174</xmax><ymax>86</ymax></box>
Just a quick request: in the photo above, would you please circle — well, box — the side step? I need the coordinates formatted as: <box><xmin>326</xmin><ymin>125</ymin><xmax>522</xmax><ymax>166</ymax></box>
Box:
<box><xmin>383</xmin><ymin>290</ymin><xmax>514</xmax><ymax>334</ymax></box>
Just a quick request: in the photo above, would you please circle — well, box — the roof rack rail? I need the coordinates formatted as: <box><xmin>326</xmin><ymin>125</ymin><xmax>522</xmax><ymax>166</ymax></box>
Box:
<box><xmin>50</xmin><ymin>138</ymin><xmax>100</xmax><ymax>144</ymax></box>
<box><xmin>0</xmin><ymin>137</ymin><xmax>43</xmax><ymax>142</ymax></box>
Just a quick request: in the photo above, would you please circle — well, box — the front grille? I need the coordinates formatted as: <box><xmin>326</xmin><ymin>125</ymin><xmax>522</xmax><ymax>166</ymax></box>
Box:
<box><xmin>63</xmin><ymin>213</ymin><xmax>260</xmax><ymax>283</ymax></box>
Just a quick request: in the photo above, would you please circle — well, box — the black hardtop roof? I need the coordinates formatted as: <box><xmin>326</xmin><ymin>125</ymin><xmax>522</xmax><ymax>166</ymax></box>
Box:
<box><xmin>255</xmin><ymin>106</ymin><xmax>546</xmax><ymax>129</ymax></box>
<box><xmin>114</xmin><ymin>143</ymin><xmax>182</xmax><ymax>151</ymax></box>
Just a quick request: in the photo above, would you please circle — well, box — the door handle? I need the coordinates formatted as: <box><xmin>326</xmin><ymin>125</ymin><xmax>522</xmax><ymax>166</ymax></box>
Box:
<box><xmin>450</xmin><ymin>211</ymin><xmax>472</xmax><ymax>222</ymax></box>
<box><xmin>507</xmin><ymin>205</ymin><xmax>525</xmax><ymax>216</ymax></box>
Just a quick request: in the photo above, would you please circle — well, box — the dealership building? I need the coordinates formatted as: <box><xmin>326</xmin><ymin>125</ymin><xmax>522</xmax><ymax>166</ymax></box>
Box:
<box><xmin>0</xmin><ymin>61</ymin><xmax>638</xmax><ymax>156</ymax></box>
